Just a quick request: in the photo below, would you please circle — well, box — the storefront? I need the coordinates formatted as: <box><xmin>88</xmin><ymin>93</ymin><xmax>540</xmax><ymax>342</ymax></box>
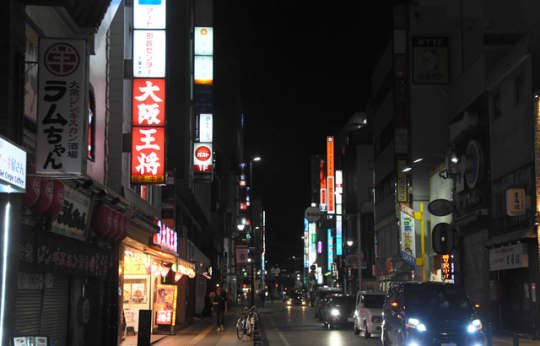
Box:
<box><xmin>119</xmin><ymin>220</ymin><xmax>196</xmax><ymax>342</ymax></box>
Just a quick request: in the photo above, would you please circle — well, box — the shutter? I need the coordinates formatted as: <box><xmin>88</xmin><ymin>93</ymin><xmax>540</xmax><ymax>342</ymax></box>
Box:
<box><xmin>40</xmin><ymin>274</ymin><xmax>69</xmax><ymax>346</ymax></box>
<box><xmin>15</xmin><ymin>286</ymin><xmax>42</xmax><ymax>336</ymax></box>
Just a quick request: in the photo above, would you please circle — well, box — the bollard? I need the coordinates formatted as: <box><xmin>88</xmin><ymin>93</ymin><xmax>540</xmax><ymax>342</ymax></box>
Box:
<box><xmin>513</xmin><ymin>333</ymin><xmax>519</xmax><ymax>346</ymax></box>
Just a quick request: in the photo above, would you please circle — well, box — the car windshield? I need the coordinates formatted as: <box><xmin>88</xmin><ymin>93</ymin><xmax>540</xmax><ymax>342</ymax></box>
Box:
<box><xmin>405</xmin><ymin>285</ymin><xmax>471</xmax><ymax>314</ymax></box>
<box><xmin>363</xmin><ymin>294</ymin><xmax>384</xmax><ymax>308</ymax></box>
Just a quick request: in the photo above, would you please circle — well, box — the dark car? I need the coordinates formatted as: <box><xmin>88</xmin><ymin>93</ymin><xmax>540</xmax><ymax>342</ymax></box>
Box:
<box><xmin>314</xmin><ymin>287</ymin><xmax>342</xmax><ymax>318</ymax></box>
<box><xmin>381</xmin><ymin>281</ymin><xmax>486</xmax><ymax>346</ymax></box>
<box><xmin>285</xmin><ymin>292</ymin><xmax>307</xmax><ymax>306</ymax></box>
<box><xmin>320</xmin><ymin>294</ymin><xmax>355</xmax><ymax>329</ymax></box>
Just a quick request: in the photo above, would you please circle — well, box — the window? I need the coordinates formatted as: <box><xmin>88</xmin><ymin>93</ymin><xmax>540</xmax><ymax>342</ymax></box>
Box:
<box><xmin>88</xmin><ymin>84</ymin><xmax>96</xmax><ymax>160</ymax></box>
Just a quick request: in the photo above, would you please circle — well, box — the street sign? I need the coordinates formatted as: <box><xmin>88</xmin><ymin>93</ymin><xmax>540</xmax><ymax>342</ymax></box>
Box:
<box><xmin>428</xmin><ymin>199</ymin><xmax>454</xmax><ymax>217</ymax></box>
<box><xmin>304</xmin><ymin>207</ymin><xmax>321</xmax><ymax>222</ymax></box>
<box><xmin>432</xmin><ymin>223</ymin><xmax>457</xmax><ymax>254</ymax></box>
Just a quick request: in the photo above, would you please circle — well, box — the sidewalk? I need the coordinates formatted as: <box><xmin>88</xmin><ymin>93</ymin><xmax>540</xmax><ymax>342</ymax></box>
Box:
<box><xmin>492</xmin><ymin>333</ymin><xmax>540</xmax><ymax>346</ymax></box>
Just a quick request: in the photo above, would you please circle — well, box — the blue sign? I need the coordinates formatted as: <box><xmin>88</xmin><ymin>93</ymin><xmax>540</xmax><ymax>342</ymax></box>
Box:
<box><xmin>336</xmin><ymin>216</ymin><xmax>343</xmax><ymax>255</ymax></box>
<box><xmin>327</xmin><ymin>229</ymin><xmax>334</xmax><ymax>271</ymax></box>
<box><xmin>138</xmin><ymin>0</ymin><xmax>162</xmax><ymax>4</ymax></box>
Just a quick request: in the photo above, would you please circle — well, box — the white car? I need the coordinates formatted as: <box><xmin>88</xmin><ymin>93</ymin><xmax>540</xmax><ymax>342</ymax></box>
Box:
<box><xmin>353</xmin><ymin>291</ymin><xmax>385</xmax><ymax>338</ymax></box>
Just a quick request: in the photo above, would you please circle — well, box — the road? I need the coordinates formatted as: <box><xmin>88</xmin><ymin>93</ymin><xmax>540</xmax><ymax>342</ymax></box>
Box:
<box><xmin>260</xmin><ymin>301</ymin><xmax>382</xmax><ymax>346</ymax></box>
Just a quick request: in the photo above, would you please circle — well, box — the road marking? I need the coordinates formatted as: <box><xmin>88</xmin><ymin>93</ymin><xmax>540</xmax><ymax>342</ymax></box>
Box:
<box><xmin>191</xmin><ymin>325</ymin><xmax>213</xmax><ymax>344</ymax></box>
<box><xmin>275</xmin><ymin>328</ymin><xmax>291</xmax><ymax>346</ymax></box>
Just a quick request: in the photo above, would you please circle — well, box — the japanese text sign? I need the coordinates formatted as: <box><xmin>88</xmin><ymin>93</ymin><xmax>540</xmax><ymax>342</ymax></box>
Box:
<box><xmin>326</xmin><ymin>136</ymin><xmax>335</xmax><ymax>214</ymax></box>
<box><xmin>36</xmin><ymin>38</ymin><xmax>87</xmax><ymax>176</ymax></box>
<box><xmin>133</xmin><ymin>30</ymin><xmax>166</xmax><ymax>78</ymax></box>
<box><xmin>134</xmin><ymin>0</ymin><xmax>166</xmax><ymax>29</ymax></box>
<box><xmin>132</xmin><ymin>79</ymin><xmax>166</xmax><ymax>126</ymax></box>
<box><xmin>154</xmin><ymin>220</ymin><xmax>178</xmax><ymax>254</ymax></box>
<box><xmin>0</xmin><ymin>135</ymin><xmax>26</xmax><ymax>192</ymax></box>
<box><xmin>131</xmin><ymin>127</ymin><xmax>165</xmax><ymax>183</ymax></box>
<box><xmin>194</xmin><ymin>27</ymin><xmax>213</xmax><ymax>56</ymax></box>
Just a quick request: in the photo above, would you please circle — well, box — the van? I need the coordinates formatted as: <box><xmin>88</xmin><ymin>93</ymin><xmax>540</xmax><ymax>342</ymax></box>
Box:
<box><xmin>353</xmin><ymin>290</ymin><xmax>385</xmax><ymax>338</ymax></box>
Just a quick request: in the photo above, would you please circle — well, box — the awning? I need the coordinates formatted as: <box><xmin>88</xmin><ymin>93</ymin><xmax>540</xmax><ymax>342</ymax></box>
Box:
<box><xmin>486</xmin><ymin>228</ymin><xmax>537</xmax><ymax>247</ymax></box>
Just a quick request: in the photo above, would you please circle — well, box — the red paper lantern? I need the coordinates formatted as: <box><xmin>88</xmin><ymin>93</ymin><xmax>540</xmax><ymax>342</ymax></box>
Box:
<box><xmin>46</xmin><ymin>181</ymin><xmax>64</xmax><ymax>219</ymax></box>
<box><xmin>33</xmin><ymin>179</ymin><xmax>54</xmax><ymax>214</ymax></box>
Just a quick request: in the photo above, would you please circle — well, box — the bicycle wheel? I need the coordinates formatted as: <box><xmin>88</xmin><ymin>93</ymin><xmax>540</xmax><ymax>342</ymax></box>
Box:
<box><xmin>236</xmin><ymin>318</ymin><xmax>244</xmax><ymax>340</ymax></box>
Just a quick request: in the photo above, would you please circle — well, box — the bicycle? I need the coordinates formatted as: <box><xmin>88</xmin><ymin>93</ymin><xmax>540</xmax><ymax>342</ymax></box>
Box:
<box><xmin>236</xmin><ymin>305</ymin><xmax>258</xmax><ymax>340</ymax></box>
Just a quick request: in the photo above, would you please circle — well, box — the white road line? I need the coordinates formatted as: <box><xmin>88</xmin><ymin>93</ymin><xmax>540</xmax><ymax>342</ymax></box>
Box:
<box><xmin>275</xmin><ymin>328</ymin><xmax>291</xmax><ymax>346</ymax></box>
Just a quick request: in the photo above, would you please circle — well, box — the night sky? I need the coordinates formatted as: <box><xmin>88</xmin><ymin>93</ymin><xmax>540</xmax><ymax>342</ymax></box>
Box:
<box><xmin>215</xmin><ymin>2</ymin><xmax>392</xmax><ymax>269</ymax></box>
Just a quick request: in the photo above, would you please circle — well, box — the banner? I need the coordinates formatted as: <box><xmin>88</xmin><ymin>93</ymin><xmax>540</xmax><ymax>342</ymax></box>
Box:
<box><xmin>36</xmin><ymin>38</ymin><xmax>87</xmax><ymax>176</ymax></box>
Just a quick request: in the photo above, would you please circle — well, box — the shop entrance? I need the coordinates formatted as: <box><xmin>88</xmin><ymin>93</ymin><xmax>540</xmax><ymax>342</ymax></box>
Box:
<box><xmin>499</xmin><ymin>268</ymin><xmax>532</xmax><ymax>333</ymax></box>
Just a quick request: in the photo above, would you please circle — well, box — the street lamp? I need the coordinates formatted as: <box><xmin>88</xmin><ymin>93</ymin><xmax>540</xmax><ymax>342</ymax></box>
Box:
<box><xmin>347</xmin><ymin>240</ymin><xmax>354</xmax><ymax>247</ymax></box>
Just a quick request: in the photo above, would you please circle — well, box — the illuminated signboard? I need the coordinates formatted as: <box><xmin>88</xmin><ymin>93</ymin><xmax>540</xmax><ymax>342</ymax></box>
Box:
<box><xmin>194</xmin><ymin>56</ymin><xmax>213</xmax><ymax>85</ymax></box>
<box><xmin>194</xmin><ymin>27</ymin><xmax>213</xmax><ymax>56</ymax></box>
<box><xmin>320</xmin><ymin>159</ymin><xmax>327</xmax><ymax>211</ymax></box>
<box><xmin>399</xmin><ymin>204</ymin><xmax>416</xmax><ymax>266</ymax></box>
<box><xmin>155</xmin><ymin>283</ymin><xmax>177</xmax><ymax>325</ymax></box>
<box><xmin>154</xmin><ymin>220</ymin><xmax>178</xmax><ymax>254</ymax></box>
<box><xmin>0</xmin><ymin>135</ymin><xmax>26</xmax><ymax>192</ymax></box>
<box><xmin>199</xmin><ymin>113</ymin><xmax>213</xmax><ymax>142</ymax></box>
<box><xmin>326</xmin><ymin>136</ymin><xmax>335</xmax><ymax>214</ymax></box>
<box><xmin>133</xmin><ymin>30</ymin><xmax>166</xmax><ymax>78</ymax></box>
<box><xmin>304</xmin><ymin>218</ymin><xmax>309</xmax><ymax>268</ymax></box>
<box><xmin>441</xmin><ymin>253</ymin><xmax>455</xmax><ymax>282</ymax></box>
<box><xmin>309</xmin><ymin>222</ymin><xmax>317</xmax><ymax>264</ymax></box>
<box><xmin>134</xmin><ymin>0</ymin><xmax>166</xmax><ymax>29</ymax></box>
<box><xmin>327</xmin><ymin>229</ymin><xmax>334</xmax><ymax>271</ymax></box>
<box><xmin>131</xmin><ymin>127</ymin><xmax>165</xmax><ymax>183</ymax></box>
<box><xmin>36</xmin><ymin>38</ymin><xmax>87</xmax><ymax>176</ymax></box>
<box><xmin>317</xmin><ymin>241</ymin><xmax>323</xmax><ymax>254</ymax></box>
<box><xmin>132</xmin><ymin>79</ymin><xmax>166</xmax><ymax>126</ymax></box>
<box><xmin>193</xmin><ymin>142</ymin><xmax>213</xmax><ymax>172</ymax></box>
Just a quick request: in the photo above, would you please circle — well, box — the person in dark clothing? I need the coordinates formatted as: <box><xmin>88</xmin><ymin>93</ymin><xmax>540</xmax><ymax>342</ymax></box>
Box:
<box><xmin>213</xmin><ymin>287</ymin><xmax>226</xmax><ymax>331</ymax></box>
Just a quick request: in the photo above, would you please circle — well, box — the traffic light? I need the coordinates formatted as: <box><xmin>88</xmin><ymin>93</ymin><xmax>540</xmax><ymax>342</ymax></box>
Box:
<box><xmin>432</xmin><ymin>223</ymin><xmax>457</xmax><ymax>254</ymax></box>
<box><xmin>275</xmin><ymin>283</ymin><xmax>278</xmax><ymax>288</ymax></box>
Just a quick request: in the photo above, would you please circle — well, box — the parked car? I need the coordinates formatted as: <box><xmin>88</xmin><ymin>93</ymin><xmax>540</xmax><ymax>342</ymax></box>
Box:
<box><xmin>381</xmin><ymin>281</ymin><xmax>486</xmax><ymax>346</ymax></box>
<box><xmin>320</xmin><ymin>294</ymin><xmax>355</xmax><ymax>329</ymax></box>
<box><xmin>353</xmin><ymin>290</ymin><xmax>385</xmax><ymax>338</ymax></box>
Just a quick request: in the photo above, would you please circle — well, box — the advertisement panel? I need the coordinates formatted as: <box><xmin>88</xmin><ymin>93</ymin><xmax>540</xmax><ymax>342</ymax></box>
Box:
<box><xmin>309</xmin><ymin>222</ymin><xmax>317</xmax><ymax>265</ymax></box>
<box><xmin>134</xmin><ymin>0</ymin><xmax>167</xmax><ymax>29</ymax></box>
<box><xmin>154</xmin><ymin>220</ymin><xmax>178</xmax><ymax>254</ymax></box>
<box><xmin>194</xmin><ymin>27</ymin><xmax>213</xmax><ymax>56</ymax></box>
<box><xmin>326</xmin><ymin>137</ymin><xmax>335</xmax><ymax>213</ymax></box>
<box><xmin>36</xmin><ymin>38</ymin><xmax>87</xmax><ymax>176</ymax></box>
<box><xmin>194</xmin><ymin>56</ymin><xmax>213</xmax><ymax>85</ymax></box>
<box><xmin>131</xmin><ymin>127</ymin><xmax>165</xmax><ymax>183</ymax></box>
<box><xmin>193</xmin><ymin>142</ymin><xmax>213</xmax><ymax>172</ymax></box>
<box><xmin>199</xmin><ymin>113</ymin><xmax>213</xmax><ymax>142</ymax></box>
<box><xmin>132</xmin><ymin>78</ymin><xmax>166</xmax><ymax>126</ymax></box>
<box><xmin>304</xmin><ymin>218</ymin><xmax>309</xmax><ymax>268</ymax></box>
<box><xmin>133</xmin><ymin>30</ymin><xmax>166</xmax><ymax>78</ymax></box>
<box><xmin>50</xmin><ymin>184</ymin><xmax>91</xmax><ymax>240</ymax></box>
<box><xmin>399</xmin><ymin>204</ymin><xmax>416</xmax><ymax>266</ymax></box>
<box><xmin>0</xmin><ymin>136</ymin><xmax>26</xmax><ymax>192</ymax></box>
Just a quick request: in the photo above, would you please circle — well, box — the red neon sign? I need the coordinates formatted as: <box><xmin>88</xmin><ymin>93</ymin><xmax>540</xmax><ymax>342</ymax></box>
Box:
<box><xmin>131</xmin><ymin>127</ymin><xmax>165</xmax><ymax>183</ymax></box>
<box><xmin>154</xmin><ymin>220</ymin><xmax>178</xmax><ymax>254</ymax></box>
<box><xmin>132</xmin><ymin>79</ymin><xmax>166</xmax><ymax>126</ymax></box>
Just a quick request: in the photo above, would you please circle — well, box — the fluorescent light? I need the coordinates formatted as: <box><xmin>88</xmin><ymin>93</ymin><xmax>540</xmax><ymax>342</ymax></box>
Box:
<box><xmin>413</xmin><ymin>157</ymin><xmax>423</xmax><ymax>163</ymax></box>
<box><xmin>252</xmin><ymin>156</ymin><xmax>262</xmax><ymax>162</ymax></box>
<box><xmin>402</xmin><ymin>166</ymin><xmax>412</xmax><ymax>173</ymax></box>
<box><xmin>0</xmin><ymin>202</ymin><xmax>11</xmax><ymax>344</ymax></box>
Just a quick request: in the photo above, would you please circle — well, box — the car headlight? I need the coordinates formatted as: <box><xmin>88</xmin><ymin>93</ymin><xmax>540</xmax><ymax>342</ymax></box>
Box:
<box><xmin>407</xmin><ymin>318</ymin><xmax>427</xmax><ymax>332</ymax></box>
<box><xmin>467</xmin><ymin>319</ymin><xmax>482</xmax><ymax>334</ymax></box>
<box><xmin>330</xmin><ymin>308</ymin><xmax>340</xmax><ymax>316</ymax></box>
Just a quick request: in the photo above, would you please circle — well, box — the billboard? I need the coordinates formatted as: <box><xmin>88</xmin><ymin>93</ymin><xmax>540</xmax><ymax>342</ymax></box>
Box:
<box><xmin>193</xmin><ymin>143</ymin><xmax>213</xmax><ymax>172</ymax></box>
<box><xmin>134</xmin><ymin>0</ymin><xmax>166</xmax><ymax>29</ymax></box>
<box><xmin>132</xmin><ymin>79</ymin><xmax>166</xmax><ymax>126</ymax></box>
<box><xmin>194</xmin><ymin>27</ymin><xmax>213</xmax><ymax>56</ymax></box>
<box><xmin>327</xmin><ymin>229</ymin><xmax>334</xmax><ymax>271</ymax></box>
<box><xmin>194</xmin><ymin>56</ymin><xmax>213</xmax><ymax>85</ymax></box>
<box><xmin>133</xmin><ymin>30</ymin><xmax>166</xmax><ymax>78</ymax></box>
<box><xmin>36</xmin><ymin>38</ymin><xmax>87</xmax><ymax>176</ymax></box>
<box><xmin>199</xmin><ymin>113</ymin><xmax>212</xmax><ymax>142</ymax></box>
<box><xmin>326</xmin><ymin>137</ymin><xmax>335</xmax><ymax>213</ymax></box>
<box><xmin>131</xmin><ymin>127</ymin><xmax>165</xmax><ymax>183</ymax></box>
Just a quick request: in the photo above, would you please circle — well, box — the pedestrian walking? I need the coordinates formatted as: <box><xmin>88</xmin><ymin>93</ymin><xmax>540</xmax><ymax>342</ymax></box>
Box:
<box><xmin>213</xmin><ymin>287</ymin><xmax>226</xmax><ymax>331</ymax></box>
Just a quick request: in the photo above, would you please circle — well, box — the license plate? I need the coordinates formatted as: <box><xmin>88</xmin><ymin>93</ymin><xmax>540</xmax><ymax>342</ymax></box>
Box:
<box><xmin>347</xmin><ymin>317</ymin><xmax>354</xmax><ymax>322</ymax></box>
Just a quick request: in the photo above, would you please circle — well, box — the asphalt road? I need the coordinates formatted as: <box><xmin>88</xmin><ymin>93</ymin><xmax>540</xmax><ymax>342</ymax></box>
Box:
<box><xmin>260</xmin><ymin>301</ymin><xmax>382</xmax><ymax>346</ymax></box>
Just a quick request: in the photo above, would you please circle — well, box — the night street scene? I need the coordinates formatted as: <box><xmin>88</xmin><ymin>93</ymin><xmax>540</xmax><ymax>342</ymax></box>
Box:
<box><xmin>5</xmin><ymin>0</ymin><xmax>540</xmax><ymax>346</ymax></box>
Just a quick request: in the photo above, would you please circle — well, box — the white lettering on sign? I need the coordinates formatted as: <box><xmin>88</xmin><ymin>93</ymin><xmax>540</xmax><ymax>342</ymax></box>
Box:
<box><xmin>154</xmin><ymin>220</ymin><xmax>178</xmax><ymax>254</ymax></box>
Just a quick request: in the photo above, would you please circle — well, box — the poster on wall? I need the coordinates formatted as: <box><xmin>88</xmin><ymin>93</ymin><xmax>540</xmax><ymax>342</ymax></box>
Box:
<box><xmin>400</xmin><ymin>204</ymin><xmax>416</xmax><ymax>266</ymax></box>
<box><xmin>155</xmin><ymin>284</ymin><xmax>177</xmax><ymax>325</ymax></box>
<box><xmin>36</xmin><ymin>38</ymin><xmax>87</xmax><ymax>176</ymax></box>
<box><xmin>413</xmin><ymin>37</ymin><xmax>449</xmax><ymax>84</ymax></box>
